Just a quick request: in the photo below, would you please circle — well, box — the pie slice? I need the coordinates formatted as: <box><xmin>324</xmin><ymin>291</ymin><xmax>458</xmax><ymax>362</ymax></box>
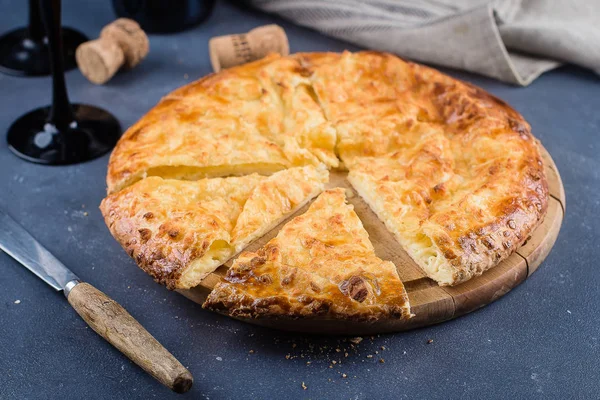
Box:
<box><xmin>100</xmin><ymin>165</ymin><xmax>328</xmax><ymax>289</ymax></box>
<box><xmin>256</xmin><ymin>56</ymin><xmax>339</xmax><ymax>168</ymax></box>
<box><xmin>106</xmin><ymin>55</ymin><xmax>294</xmax><ymax>194</ymax></box>
<box><xmin>203</xmin><ymin>188</ymin><xmax>412</xmax><ymax>322</ymax></box>
<box><xmin>301</xmin><ymin>51</ymin><xmax>547</xmax><ymax>286</ymax></box>
<box><xmin>305</xmin><ymin>51</ymin><xmax>419</xmax><ymax>124</ymax></box>
<box><xmin>347</xmin><ymin>119</ymin><xmax>547</xmax><ymax>286</ymax></box>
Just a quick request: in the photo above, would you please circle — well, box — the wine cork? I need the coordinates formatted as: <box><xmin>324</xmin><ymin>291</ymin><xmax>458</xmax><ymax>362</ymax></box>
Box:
<box><xmin>100</xmin><ymin>19</ymin><xmax>149</xmax><ymax>69</ymax></box>
<box><xmin>76</xmin><ymin>39</ymin><xmax>124</xmax><ymax>85</ymax></box>
<box><xmin>76</xmin><ymin>18</ymin><xmax>149</xmax><ymax>85</ymax></box>
<box><xmin>209</xmin><ymin>24</ymin><xmax>289</xmax><ymax>72</ymax></box>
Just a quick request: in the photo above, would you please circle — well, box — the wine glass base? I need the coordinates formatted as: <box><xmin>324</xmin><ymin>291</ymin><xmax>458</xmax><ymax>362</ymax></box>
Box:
<box><xmin>0</xmin><ymin>27</ymin><xmax>87</xmax><ymax>77</ymax></box>
<box><xmin>7</xmin><ymin>104</ymin><xmax>121</xmax><ymax>165</ymax></box>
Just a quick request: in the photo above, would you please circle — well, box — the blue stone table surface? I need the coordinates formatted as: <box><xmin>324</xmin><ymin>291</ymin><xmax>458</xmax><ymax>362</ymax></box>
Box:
<box><xmin>1</xmin><ymin>1</ymin><xmax>598</xmax><ymax>399</ymax></box>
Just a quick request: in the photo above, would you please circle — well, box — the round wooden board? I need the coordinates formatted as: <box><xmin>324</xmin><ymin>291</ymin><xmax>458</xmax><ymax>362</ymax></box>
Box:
<box><xmin>178</xmin><ymin>144</ymin><xmax>564</xmax><ymax>334</ymax></box>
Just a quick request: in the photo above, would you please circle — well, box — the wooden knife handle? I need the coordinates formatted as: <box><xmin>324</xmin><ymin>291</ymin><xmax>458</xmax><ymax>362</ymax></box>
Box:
<box><xmin>67</xmin><ymin>282</ymin><xmax>193</xmax><ymax>393</ymax></box>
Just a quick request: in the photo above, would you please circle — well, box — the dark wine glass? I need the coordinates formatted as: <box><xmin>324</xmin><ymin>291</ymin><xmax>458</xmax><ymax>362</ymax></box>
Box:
<box><xmin>6</xmin><ymin>0</ymin><xmax>121</xmax><ymax>165</ymax></box>
<box><xmin>0</xmin><ymin>0</ymin><xmax>87</xmax><ymax>76</ymax></box>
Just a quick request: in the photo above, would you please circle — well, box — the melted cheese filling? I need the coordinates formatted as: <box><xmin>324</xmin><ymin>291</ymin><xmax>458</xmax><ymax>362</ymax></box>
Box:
<box><xmin>348</xmin><ymin>173</ymin><xmax>455</xmax><ymax>286</ymax></box>
<box><xmin>405</xmin><ymin>233</ymin><xmax>453</xmax><ymax>286</ymax></box>
<box><xmin>112</xmin><ymin>163</ymin><xmax>287</xmax><ymax>194</ymax></box>
<box><xmin>145</xmin><ymin>164</ymin><xmax>287</xmax><ymax>181</ymax></box>
<box><xmin>178</xmin><ymin>240</ymin><xmax>234</xmax><ymax>289</ymax></box>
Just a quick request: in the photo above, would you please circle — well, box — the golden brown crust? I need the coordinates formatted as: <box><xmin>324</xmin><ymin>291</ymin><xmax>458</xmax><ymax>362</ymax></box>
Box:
<box><xmin>256</xmin><ymin>55</ymin><xmax>339</xmax><ymax>168</ymax></box>
<box><xmin>106</xmin><ymin>54</ymin><xmax>339</xmax><ymax>194</ymax></box>
<box><xmin>203</xmin><ymin>189</ymin><xmax>412</xmax><ymax>321</ymax></box>
<box><xmin>106</xmin><ymin>55</ymin><xmax>283</xmax><ymax>194</ymax></box>
<box><xmin>304</xmin><ymin>51</ymin><xmax>547</xmax><ymax>285</ymax></box>
<box><xmin>104</xmin><ymin>50</ymin><xmax>549</xmax><ymax>290</ymax></box>
<box><xmin>100</xmin><ymin>166</ymin><xmax>327</xmax><ymax>289</ymax></box>
<box><xmin>101</xmin><ymin>175</ymin><xmax>245</xmax><ymax>288</ymax></box>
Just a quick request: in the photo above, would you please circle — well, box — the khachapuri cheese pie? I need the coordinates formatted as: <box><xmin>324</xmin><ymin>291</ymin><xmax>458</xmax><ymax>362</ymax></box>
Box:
<box><xmin>101</xmin><ymin>51</ymin><xmax>548</xmax><ymax>322</ymax></box>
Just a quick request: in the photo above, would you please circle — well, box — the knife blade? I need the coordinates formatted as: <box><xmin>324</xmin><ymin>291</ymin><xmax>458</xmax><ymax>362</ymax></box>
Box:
<box><xmin>0</xmin><ymin>208</ymin><xmax>193</xmax><ymax>393</ymax></box>
<box><xmin>0</xmin><ymin>208</ymin><xmax>78</xmax><ymax>292</ymax></box>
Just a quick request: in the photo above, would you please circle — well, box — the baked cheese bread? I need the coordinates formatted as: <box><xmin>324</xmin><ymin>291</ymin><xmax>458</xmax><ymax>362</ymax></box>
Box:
<box><xmin>100</xmin><ymin>165</ymin><xmax>328</xmax><ymax>289</ymax></box>
<box><xmin>304</xmin><ymin>51</ymin><xmax>548</xmax><ymax>285</ymax></box>
<box><xmin>103</xmin><ymin>50</ymin><xmax>548</xmax><ymax>291</ymax></box>
<box><xmin>257</xmin><ymin>56</ymin><xmax>339</xmax><ymax>168</ymax></box>
<box><xmin>203</xmin><ymin>188</ymin><xmax>412</xmax><ymax>321</ymax></box>
<box><xmin>107</xmin><ymin>54</ymin><xmax>338</xmax><ymax>194</ymax></box>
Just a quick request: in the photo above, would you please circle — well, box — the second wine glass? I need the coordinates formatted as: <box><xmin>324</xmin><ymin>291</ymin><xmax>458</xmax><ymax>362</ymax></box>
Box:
<box><xmin>0</xmin><ymin>0</ymin><xmax>87</xmax><ymax>76</ymax></box>
<box><xmin>6</xmin><ymin>0</ymin><xmax>121</xmax><ymax>165</ymax></box>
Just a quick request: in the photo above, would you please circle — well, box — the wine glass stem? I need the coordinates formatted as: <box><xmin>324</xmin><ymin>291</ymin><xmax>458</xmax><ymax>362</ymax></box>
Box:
<box><xmin>39</xmin><ymin>0</ymin><xmax>75</xmax><ymax>129</ymax></box>
<box><xmin>27</xmin><ymin>0</ymin><xmax>44</xmax><ymax>42</ymax></box>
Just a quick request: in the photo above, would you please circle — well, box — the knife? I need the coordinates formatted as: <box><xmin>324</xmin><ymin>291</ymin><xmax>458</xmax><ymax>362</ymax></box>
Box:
<box><xmin>0</xmin><ymin>208</ymin><xmax>193</xmax><ymax>393</ymax></box>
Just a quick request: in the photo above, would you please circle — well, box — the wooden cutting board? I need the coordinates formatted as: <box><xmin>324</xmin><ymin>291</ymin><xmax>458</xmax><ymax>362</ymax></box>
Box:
<box><xmin>178</xmin><ymin>144</ymin><xmax>564</xmax><ymax>334</ymax></box>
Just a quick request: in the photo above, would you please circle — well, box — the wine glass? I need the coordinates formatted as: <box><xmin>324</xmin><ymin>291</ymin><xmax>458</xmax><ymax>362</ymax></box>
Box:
<box><xmin>0</xmin><ymin>0</ymin><xmax>87</xmax><ymax>76</ymax></box>
<box><xmin>6</xmin><ymin>0</ymin><xmax>121</xmax><ymax>165</ymax></box>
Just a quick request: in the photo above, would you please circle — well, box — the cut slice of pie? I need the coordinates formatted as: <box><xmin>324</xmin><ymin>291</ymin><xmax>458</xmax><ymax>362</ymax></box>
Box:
<box><xmin>347</xmin><ymin>118</ymin><xmax>546</xmax><ymax>286</ymax></box>
<box><xmin>256</xmin><ymin>56</ymin><xmax>339</xmax><ymax>168</ymax></box>
<box><xmin>100</xmin><ymin>165</ymin><xmax>328</xmax><ymax>289</ymax></box>
<box><xmin>203</xmin><ymin>188</ymin><xmax>412</xmax><ymax>322</ymax></box>
<box><xmin>106</xmin><ymin>55</ymin><xmax>293</xmax><ymax>195</ymax></box>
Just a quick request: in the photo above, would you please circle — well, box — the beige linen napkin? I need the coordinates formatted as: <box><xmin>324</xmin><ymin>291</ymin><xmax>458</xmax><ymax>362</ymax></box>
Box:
<box><xmin>248</xmin><ymin>0</ymin><xmax>600</xmax><ymax>85</ymax></box>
